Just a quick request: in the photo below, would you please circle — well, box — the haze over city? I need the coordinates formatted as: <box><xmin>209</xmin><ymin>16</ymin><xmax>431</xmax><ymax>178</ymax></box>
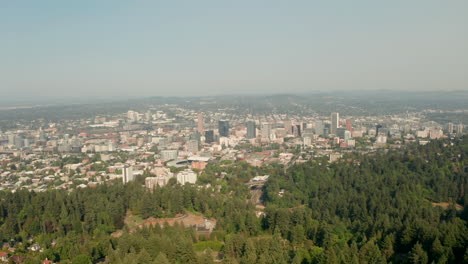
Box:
<box><xmin>2</xmin><ymin>0</ymin><xmax>468</xmax><ymax>100</ymax></box>
<box><xmin>1</xmin><ymin>1</ymin><xmax>468</xmax><ymax>263</ymax></box>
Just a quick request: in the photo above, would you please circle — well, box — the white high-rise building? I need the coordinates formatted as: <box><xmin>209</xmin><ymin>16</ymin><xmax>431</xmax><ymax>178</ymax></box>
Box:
<box><xmin>456</xmin><ymin>123</ymin><xmax>464</xmax><ymax>135</ymax></box>
<box><xmin>122</xmin><ymin>166</ymin><xmax>134</xmax><ymax>184</ymax></box>
<box><xmin>331</xmin><ymin>113</ymin><xmax>339</xmax><ymax>135</ymax></box>
<box><xmin>261</xmin><ymin>123</ymin><xmax>271</xmax><ymax>141</ymax></box>
<box><xmin>447</xmin><ymin>123</ymin><xmax>454</xmax><ymax>134</ymax></box>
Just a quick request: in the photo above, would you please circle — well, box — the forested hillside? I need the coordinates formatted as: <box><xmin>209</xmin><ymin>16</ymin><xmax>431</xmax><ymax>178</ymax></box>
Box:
<box><xmin>263</xmin><ymin>137</ymin><xmax>468</xmax><ymax>263</ymax></box>
<box><xmin>0</xmin><ymin>137</ymin><xmax>466</xmax><ymax>263</ymax></box>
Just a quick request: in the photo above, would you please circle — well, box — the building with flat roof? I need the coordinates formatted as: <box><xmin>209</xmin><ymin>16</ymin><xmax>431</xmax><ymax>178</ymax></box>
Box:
<box><xmin>160</xmin><ymin>150</ymin><xmax>178</xmax><ymax>160</ymax></box>
<box><xmin>205</xmin><ymin>130</ymin><xmax>214</xmax><ymax>143</ymax></box>
<box><xmin>218</xmin><ymin>120</ymin><xmax>230</xmax><ymax>137</ymax></box>
<box><xmin>177</xmin><ymin>169</ymin><xmax>197</xmax><ymax>185</ymax></box>
<box><xmin>122</xmin><ymin>165</ymin><xmax>134</xmax><ymax>184</ymax></box>
<box><xmin>197</xmin><ymin>113</ymin><xmax>204</xmax><ymax>133</ymax></box>
<box><xmin>246</xmin><ymin>121</ymin><xmax>256</xmax><ymax>139</ymax></box>
<box><xmin>331</xmin><ymin>113</ymin><xmax>339</xmax><ymax>134</ymax></box>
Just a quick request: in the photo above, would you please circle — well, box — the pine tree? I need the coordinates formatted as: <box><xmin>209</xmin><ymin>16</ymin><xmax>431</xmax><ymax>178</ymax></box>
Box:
<box><xmin>409</xmin><ymin>243</ymin><xmax>428</xmax><ymax>264</ymax></box>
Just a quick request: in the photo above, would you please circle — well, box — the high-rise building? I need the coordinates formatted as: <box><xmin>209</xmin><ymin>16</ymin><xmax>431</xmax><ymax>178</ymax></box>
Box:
<box><xmin>205</xmin><ymin>130</ymin><xmax>214</xmax><ymax>143</ymax></box>
<box><xmin>315</xmin><ymin>121</ymin><xmax>325</xmax><ymax>136</ymax></box>
<box><xmin>295</xmin><ymin>124</ymin><xmax>301</xmax><ymax>137</ymax></box>
<box><xmin>345</xmin><ymin>119</ymin><xmax>353</xmax><ymax>132</ymax></box>
<box><xmin>218</xmin><ymin>120</ymin><xmax>230</xmax><ymax>137</ymax></box>
<box><xmin>261</xmin><ymin>123</ymin><xmax>271</xmax><ymax>140</ymax></box>
<box><xmin>456</xmin><ymin>123</ymin><xmax>464</xmax><ymax>135</ymax></box>
<box><xmin>246</xmin><ymin>121</ymin><xmax>256</xmax><ymax>139</ymax></box>
<box><xmin>197</xmin><ymin>113</ymin><xmax>204</xmax><ymax>133</ymax></box>
<box><xmin>447</xmin><ymin>123</ymin><xmax>454</xmax><ymax>134</ymax></box>
<box><xmin>187</xmin><ymin>140</ymin><xmax>199</xmax><ymax>153</ymax></box>
<box><xmin>324</xmin><ymin>124</ymin><xmax>331</xmax><ymax>137</ymax></box>
<box><xmin>23</xmin><ymin>138</ymin><xmax>30</xmax><ymax>148</ymax></box>
<box><xmin>376</xmin><ymin>124</ymin><xmax>383</xmax><ymax>136</ymax></box>
<box><xmin>336</xmin><ymin>128</ymin><xmax>346</xmax><ymax>139</ymax></box>
<box><xmin>344</xmin><ymin>130</ymin><xmax>352</xmax><ymax>140</ymax></box>
<box><xmin>331</xmin><ymin>113</ymin><xmax>339</xmax><ymax>134</ymax></box>
<box><xmin>122</xmin><ymin>166</ymin><xmax>134</xmax><ymax>184</ymax></box>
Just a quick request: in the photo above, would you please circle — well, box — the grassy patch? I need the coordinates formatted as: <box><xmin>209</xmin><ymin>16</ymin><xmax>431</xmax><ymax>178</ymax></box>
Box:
<box><xmin>125</xmin><ymin>214</ymin><xmax>145</xmax><ymax>228</ymax></box>
<box><xmin>193</xmin><ymin>241</ymin><xmax>223</xmax><ymax>252</ymax></box>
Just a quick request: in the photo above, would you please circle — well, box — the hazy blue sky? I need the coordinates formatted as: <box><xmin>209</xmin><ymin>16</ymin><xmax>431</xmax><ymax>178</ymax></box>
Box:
<box><xmin>1</xmin><ymin>1</ymin><xmax>467</xmax><ymax>99</ymax></box>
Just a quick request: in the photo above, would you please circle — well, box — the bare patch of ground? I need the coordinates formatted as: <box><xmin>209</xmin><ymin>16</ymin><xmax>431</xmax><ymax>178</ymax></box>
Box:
<box><xmin>431</xmin><ymin>202</ymin><xmax>464</xmax><ymax>211</ymax></box>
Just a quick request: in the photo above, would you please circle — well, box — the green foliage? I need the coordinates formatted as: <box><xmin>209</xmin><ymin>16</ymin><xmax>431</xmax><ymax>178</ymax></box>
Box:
<box><xmin>193</xmin><ymin>240</ymin><xmax>223</xmax><ymax>252</ymax></box>
<box><xmin>72</xmin><ymin>254</ymin><xmax>92</xmax><ymax>264</ymax></box>
<box><xmin>262</xmin><ymin>136</ymin><xmax>468</xmax><ymax>263</ymax></box>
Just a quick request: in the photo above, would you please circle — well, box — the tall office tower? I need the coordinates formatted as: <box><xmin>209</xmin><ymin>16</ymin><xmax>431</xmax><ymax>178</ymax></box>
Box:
<box><xmin>324</xmin><ymin>124</ymin><xmax>331</xmax><ymax>136</ymax></box>
<box><xmin>346</xmin><ymin>119</ymin><xmax>353</xmax><ymax>132</ymax></box>
<box><xmin>295</xmin><ymin>124</ymin><xmax>302</xmax><ymax>137</ymax></box>
<box><xmin>456</xmin><ymin>123</ymin><xmax>464</xmax><ymax>135</ymax></box>
<box><xmin>197</xmin><ymin>113</ymin><xmax>204</xmax><ymax>133</ymax></box>
<box><xmin>205</xmin><ymin>130</ymin><xmax>214</xmax><ymax>143</ymax></box>
<box><xmin>376</xmin><ymin>124</ymin><xmax>383</xmax><ymax>136</ymax></box>
<box><xmin>246</xmin><ymin>121</ymin><xmax>256</xmax><ymax>139</ymax></box>
<box><xmin>331</xmin><ymin>113</ymin><xmax>339</xmax><ymax>134</ymax></box>
<box><xmin>336</xmin><ymin>128</ymin><xmax>346</xmax><ymax>139</ymax></box>
<box><xmin>261</xmin><ymin>123</ymin><xmax>271</xmax><ymax>140</ymax></box>
<box><xmin>122</xmin><ymin>166</ymin><xmax>134</xmax><ymax>184</ymax></box>
<box><xmin>447</xmin><ymin>123</ymin><xmax>454</xmax><ymax>134</ymax></box>
<box><xmin>218</xmin><ymin>120</ymin><xmax>230</xmax><ymax>137</ymax></box>
<box><xmin>315</xmin><ymin>120</ymin><xmax>325</xmax><ymax>136</ymax></box>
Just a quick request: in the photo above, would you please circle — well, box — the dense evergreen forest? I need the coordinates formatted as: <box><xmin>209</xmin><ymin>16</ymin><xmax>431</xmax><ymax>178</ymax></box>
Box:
<box><xmin>0</xmin><ymin>137</ymin><xmax>466</xmax><ymax>263</ymax></box>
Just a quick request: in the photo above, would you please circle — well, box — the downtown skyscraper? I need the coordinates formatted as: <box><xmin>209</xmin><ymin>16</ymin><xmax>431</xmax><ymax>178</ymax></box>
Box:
<box><xmin>197</xmin><ymin>113</ymin><xmax>204</xmax><ymax>133</ymax></box>
<box><xmin>218</xmin><ymin>120</ymin><xmax>230</xmax><ymax>137</ymax></box>
<box><xmin>246</xmin><ymin>121</ymin><xmax>256</xmax><ymax>139</ymax></box>
<box><xmin>331</xmin><ymin>112</ymin><xmax>339</xmax><ymax>135</ymax></box>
